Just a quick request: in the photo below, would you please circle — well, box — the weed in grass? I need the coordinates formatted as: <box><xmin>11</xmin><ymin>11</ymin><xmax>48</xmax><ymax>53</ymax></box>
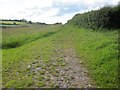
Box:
<box><xmin>37</xmin><ymin>82</ymin><xmax>46</xmax><ymax>87</ymax></box>
<box><xmin>45</xmin><ymin>77</ymin><xmax>51</xmax><ymax>81</ymax></box>
<box><xmin>38</xmin><ymin>76</ymin><xmax>44</xmax><ymax>81</ymax></box>
<box><xmin>39</xmin><ymin>70</ymin><xmax>45</xmax><ymax>75</ymax></box>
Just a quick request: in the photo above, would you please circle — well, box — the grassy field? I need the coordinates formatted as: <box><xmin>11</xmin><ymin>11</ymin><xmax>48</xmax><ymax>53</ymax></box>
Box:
<box><xmin>2</xmin><ymin>24</ymin><xmax>118</xmax><ymax>88</ymax></box>
<box><xmin>67</xmin><ymin>25</ymin><xmax>118</xmax><ymax>87</ymax></box>
<box><xmin>2</xmin><ymin>24</ymin><xmax>61</xmax><ymax>49</ymax></box>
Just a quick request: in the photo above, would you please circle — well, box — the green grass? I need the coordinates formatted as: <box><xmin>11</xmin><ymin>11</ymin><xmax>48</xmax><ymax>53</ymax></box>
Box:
<box><xmin>2</xmin><ymin>24</ymin><xmax>118</xmax><ymax>88</ymax></box>
<box><xmin>66</xmin><ymin>25</ymin><xmax>118</xmax><ymax>88</ymax></box>
<box><xmin>2</xmin><ymin>24</ymin><xmax>62</xmax><ymax>49</ymax></box>
<box><xmin>2</xmin><ymin>24</ymin><xmax>63</xmax><ymax>88</ymax></box>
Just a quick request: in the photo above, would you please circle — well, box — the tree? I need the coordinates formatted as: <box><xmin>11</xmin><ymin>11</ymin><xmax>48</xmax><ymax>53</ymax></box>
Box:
<box><xmin>28</xmin><ymin>21</ymin><xmax>32</xmax><ymax>24</ymax></box>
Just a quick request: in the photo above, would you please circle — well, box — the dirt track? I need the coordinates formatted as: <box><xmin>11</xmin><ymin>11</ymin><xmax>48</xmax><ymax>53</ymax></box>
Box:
<box><xmin>29</xmin><ymin>45</ymin><xmax>94</xmax><ymax>87</ymax></box>
<box><xmin>51</xmin><ymin>47</ymin><xmax>94</xmax><ymax>88</ymax></box>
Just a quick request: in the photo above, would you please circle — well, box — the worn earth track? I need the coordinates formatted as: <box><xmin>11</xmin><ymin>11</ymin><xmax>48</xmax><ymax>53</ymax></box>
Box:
<box><xmin>28</xmin><ymin>46</ymin><xmax>94</xmax><ymax>88</ymax></box>
<box><xmin>52</xmin><ymin>47</ymin><xmax>94</xmax><ymax>88</ymax></box>
<box><xmin>27</xmin><ymin>32</ymin><xmax>94</xmax><ymax>87</ymax></box>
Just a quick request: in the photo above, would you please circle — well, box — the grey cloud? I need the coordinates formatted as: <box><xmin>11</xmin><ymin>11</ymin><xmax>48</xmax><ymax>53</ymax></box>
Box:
<box><xmin>52</xmin><ymin>2</ymin><xmax>89</xmax><ymax>16</ymax></box>
<box><xmin>52</xmin><ymin>1</ymin><xmax>117</xmax><ymax>16</ymax></box>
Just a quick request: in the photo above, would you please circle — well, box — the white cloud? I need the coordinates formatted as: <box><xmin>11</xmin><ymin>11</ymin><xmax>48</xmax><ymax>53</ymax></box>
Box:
<box><xmin>23</xmin><ymin>0</ymin><xmax>54</xmax><ymax>8</ymax></box>
<box><xmin>0</xmin><ymin>0</ymin><xmax>119</xmax><ymax>24</ymax></box>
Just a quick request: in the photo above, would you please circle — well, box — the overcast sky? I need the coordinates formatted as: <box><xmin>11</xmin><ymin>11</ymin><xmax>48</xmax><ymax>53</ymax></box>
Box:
<box><xmin>0</xmin><ymin>0</ymin><xmax>119</xmax><ymax>24</ymax></box>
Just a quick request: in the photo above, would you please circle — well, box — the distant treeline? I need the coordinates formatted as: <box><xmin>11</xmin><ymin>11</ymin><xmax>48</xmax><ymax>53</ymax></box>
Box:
<box><xmin>68</xmin><ymin>4</ymin><xmax>120</xmax><ymax>29</ymax></box>
<box><xmin>1</xmin><ymin>19</ymin><xmax>32</xmax><ymax>25</ymax></box>
<box><xmin>1</xmin><ymin>19</ymin><xmax>62</xmax><ymax>25</ymax></box>
<box><xmin>1</xmin><ymin>19</ymin><xmax>28</xmax><ymax>22</ymax></box>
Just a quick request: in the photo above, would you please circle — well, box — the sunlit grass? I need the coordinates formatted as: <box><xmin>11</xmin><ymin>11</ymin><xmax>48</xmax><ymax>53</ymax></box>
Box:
<box><xmin>63</xmin><ymin>25</ymin><xmax>118</xmax><ymax>87</ymax></box>
<box><xmin>2</xmin><ymin>24</ymin><xmax>118</xmax><ymax>88</ymax></box>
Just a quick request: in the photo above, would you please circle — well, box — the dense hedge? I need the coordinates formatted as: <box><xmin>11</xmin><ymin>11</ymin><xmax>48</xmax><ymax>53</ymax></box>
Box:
<box><xmin>68</xmin><ymin>4</ymin><xmax>120</xmax><ymax>29</ymax></box>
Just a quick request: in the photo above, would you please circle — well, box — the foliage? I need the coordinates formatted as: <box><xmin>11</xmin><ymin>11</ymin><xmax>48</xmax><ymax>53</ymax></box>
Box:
<box><xmin>68</xmin><ymin>4</ymin><xmax>120</xmax><ymax>30</ymax></box>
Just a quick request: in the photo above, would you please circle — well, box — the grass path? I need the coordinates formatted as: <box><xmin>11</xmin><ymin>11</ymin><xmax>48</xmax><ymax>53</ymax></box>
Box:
<box><xmin>24</xmin><ymin>27</ymin><xmax>94</xmax><ymax>87</ymax></box>
<box><xmin>49</xmin><ymin>30</ymin><xmax>94</xmax><ymax>87</ymax></box>
<box><xmin>3</xmin><ymin>25</ymin><xmax>94</xmax><ymax>88</ymax></box>
<box><xmin>28</xmin><ymin>48</ymin><xmax>94</xmax><ymax>87</ymax></box>
<box><xmin>52</xmin><ymin>47</ymin><xmax>94</xmax><ymax>88</ymax></box>
<box><xmin>3</xmin><ymin>25</ymin><xmax>118</xmax><ymax>88</ymax></box>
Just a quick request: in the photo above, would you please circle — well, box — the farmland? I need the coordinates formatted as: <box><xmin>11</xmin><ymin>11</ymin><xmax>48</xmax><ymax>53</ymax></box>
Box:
<box><xmin>2</xmin><ymin>23</ymin><xmax>118</xmax><ymax>88</ymax></box>
<box><xmin>2</xmin><ymin>24</ymin><xmax>61</xmax><ymax>49</ymax></box>
<box><xmin>0</xmin><ymin>21</ymin><xmax>26</xmax><ymax>25</ymax></box>
<box><xmin>1</xmin><ymin>4</ymin><xmax>119</xmax><ymax>88</ymax></box>
<box><xmin>0</xmin><ymin>20</ymin><xmax>28</xmax><ymax>28</ymax></box>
